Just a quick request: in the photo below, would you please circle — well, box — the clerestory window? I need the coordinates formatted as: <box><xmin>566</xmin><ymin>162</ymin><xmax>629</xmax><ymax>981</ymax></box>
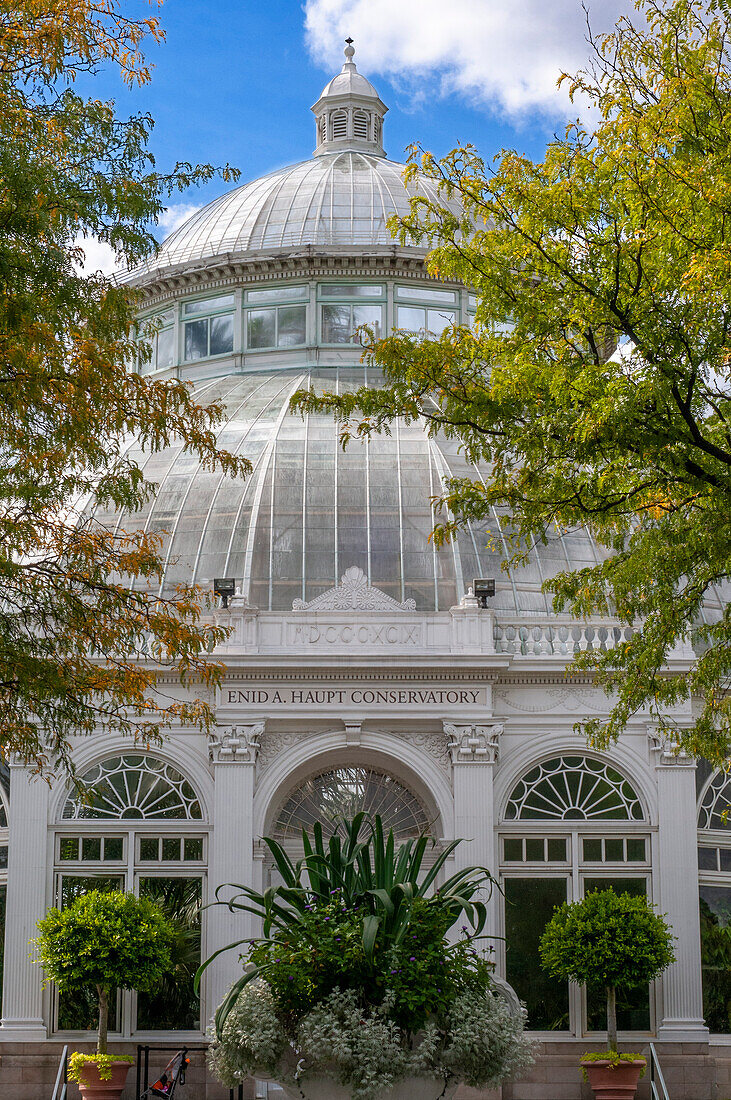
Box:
<box><xmin>183</xmin><ymin>294</ymin><xmax>234</xmax><ymax>362</ymax></box>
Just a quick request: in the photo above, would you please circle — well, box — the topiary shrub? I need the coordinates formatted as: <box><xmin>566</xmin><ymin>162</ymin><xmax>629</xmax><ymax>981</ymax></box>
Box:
<box><xmin>539</xmin><ymin>890</ymin><xmax>674</xmax><ymax>1052</ymax></box>
<box><xmin>35</xmin><ymin>890</ymin><xmax>175</xmax><ymax>1059</ymax></box>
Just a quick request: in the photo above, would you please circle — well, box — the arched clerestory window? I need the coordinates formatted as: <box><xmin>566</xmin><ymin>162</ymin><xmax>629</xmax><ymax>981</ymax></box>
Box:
<box><xmin>500</xmin><ymin>754</ymin><xmax>650</xmax><ymax>1037</ymax></box>
<box><xmin>697</xmin><ymin>763</ymin><xmax>731</xmax><ymax>1034</ymax></box>
<box><xmin>55</xmin><ymin>753</ymin><xmax>207</xmax><ymax>1037</ymax></box>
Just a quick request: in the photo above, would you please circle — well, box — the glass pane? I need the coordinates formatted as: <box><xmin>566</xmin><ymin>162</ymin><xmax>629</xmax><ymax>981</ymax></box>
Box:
<box><xmin>136</xmin><ymin>877</ymin><xmax>202</xmax><ymax>1030</ymax></box>
<box><xmin>209</xmin><ymin>314</ymin><xmax>234</xmax><ymax>356</ymax></box>
<box><xmin>699</xmin><ymin>885</ymin><xmax>731</xmax><ymax>1033</ymax></box>
<box><xmin>162</xmin><ymin>837</ymin><xmax>181</xmax><ymax>861</ymax></box>
<box><xmin>583</xmin><ymin>838</ymin><xmax>602</xmax><ymax>861</ymax></box>
<box><xmin>57</xmin><ymin>876</ymin><xmax>123</xmax><ymax>1031</ymax></box>
<box><xmin>525</xmin><ymin>837</ymin><xmax>545</xmax><ymax>861</ymax></box>
<box><xmin>0</xmin><ymin>844</ymin><xmax>7</xmax><ymax>869</ymax></box>
<box><xmin>585</xmin><ymin>878</ymin><xmax>650</xmax><ymax>1031</ymax></box>
<box><xmin>505</xmin><ymin>877</ymin><xmax>569</xmax><ymax>1030</ymax></box>
<box><xmin>720</xmin><ymin>849</ymin><xmax>731</xmax><ymax>873</ymax></box>
<box><xmin>627</xmin><ymin>838</ymin><xmax>646</xmax><ymax>862</ymax></box>
<box><xmin>319</xmin><ymin>284</ymin><xmax>383</xmax><ymax>297</ymax></box>
<box><xmin>396</xmin><ymin>306</ymin><xmax>424</xmax><ymax>333</ymax></box>
<box><xmin>140</xmin><ymin>837</ymin><xmax>159</xmax><ymax>861</ymax></box>
<box><xmin>59</xmin><ymin>837</ymin><xmax>79</xmax><ymax>861</ymax></box>
<box><xmin>503</xmin><ymin>837</ymin><xmax>523</xmax><ymax>862</ymax></box>
<box><xmin>547</xmin><ymin>838</ymin><xmax>567</xmax><ymax>861</ymax></box>
<box><xmin>184</xmin><ymin>837</ymin><xmax>203</xmax><ymax>861</ymax></box>
<box><xmin>352</xmin><ymin>304</ymin><xmax>382</xmax><ymax>339</ymax></box>
<box><xmin>104</xmin><ymin>837</ymin><xmax>123</xmax><ymax>861</ymax></box>
<box><xmin>321</xmin><ymin>303</ymin><xmax>352</xmax><ymax>343</ymax></box>
<box><xmin>604</xmin><ymin>838</ymin><xmax>624</xmax><ymax>862</ymax></box>
<box><xmin>183</xmin><ymin>294</ymin><xmax>234</xmax><ymax>315</ymax></box>
<box><xmin>396</xmin><ymin>284</ymin><xmax>456</xmax><ymax>304</ymax></box>
<box><xmin>426</xmin><ymin>308</ymin><xmax>456</xmax><ymax>334</ymax></box>
<box><xmin>183</xmin><ymin>319</ymin><xmax>208</xmax><ymax>361</ymax></box>
<box><xmin>247</xmin><ymin>308</ymin><xmax>276</xmax><ymax>349</ymax></box>
<box><xmin>277</xmin><ymin>305</ymin><xmax>306</xmax><ymax>347</ymax></box>
<box><xmin>156</xmin><ymin>326</ymin><xmax>175</xmax><ymax>369</ymax></box>
<box><xmin>81</xmin><ymin>837</ymin><xmax>101</xmax><ymax>861</ymax></box>
<box><xmin>247</xmin><ymin>286</ymin><xmax>307</xmax><ymax>303</ymax></box>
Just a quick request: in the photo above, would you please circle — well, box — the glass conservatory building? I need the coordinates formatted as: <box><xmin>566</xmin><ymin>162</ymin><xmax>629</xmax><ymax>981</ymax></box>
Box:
<box><xmin>1</xmin><ymin>45</ymin><xmax>730</xmax><ymax>1100</ymax></box>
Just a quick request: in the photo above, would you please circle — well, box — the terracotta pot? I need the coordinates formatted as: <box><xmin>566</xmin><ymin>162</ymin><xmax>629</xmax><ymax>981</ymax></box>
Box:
<box><xmin>76</xmin><ymin>1059</ymin><xmax>133</xmax><ymax>1100</ymax></box>
<box><xmin>281</xmin><ymin>1074</ymin><xmax>457</xmax><ymax>1100</ymax></box>
<box><xmin>581</xmin><ymin>1057</ymin><xmax>646</xmax><ymax>1100</ymax></box>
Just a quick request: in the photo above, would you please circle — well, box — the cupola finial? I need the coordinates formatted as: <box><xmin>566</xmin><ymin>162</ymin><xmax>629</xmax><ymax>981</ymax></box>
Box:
<box><xmin>344</xmin><ymin>38</ymin><xmax>355</xmax><ymax>63</ymax></box>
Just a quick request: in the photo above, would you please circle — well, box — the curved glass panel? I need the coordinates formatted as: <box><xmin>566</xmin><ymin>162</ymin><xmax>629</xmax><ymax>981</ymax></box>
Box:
<box><xmin>699</xmin><ymin>770</ymin><xmax>731</xmax><ymax>830</ymax></box>
<box><xmin>272</xmin><ymin>765</ymin><xmax>431</xmax><ymax>841</ymax></box>
<box><xmin>505</xmin><ymin>755</ymin><xmax>645</xmax><ymax>821</ymax></box>
<box><xmin>62</xmin><ymin>755</ymin><xmax>203</xmax><ymax>820</ymax></box>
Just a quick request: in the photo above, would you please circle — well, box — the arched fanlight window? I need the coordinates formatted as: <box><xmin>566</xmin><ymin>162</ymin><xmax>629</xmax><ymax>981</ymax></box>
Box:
<box><xmin>272</xmin><ymin>765</ymin><xmax>431</xmax><ymax>841</ymax></box>
<box><xmin>331</xmin><ymin>110</ymin><xmax>347</xmax><ymax>139</ymax></box>
<box><xmin>353</xmin><ymin>110</ymin><xmax>369</xmax><ymax>139</ymax></box>
<box><xmin>505</xmin><ymin>755</ymin><xmax>645</xmax><ymax>821</ymax></box>
<box><xmin>699</xmin><ymin>769</ymin><xmax>731</xmax><ymax>829</ymax></box>
<box><xmin>61</xmin><ymin>754</ymin><xmax>203</xmax><ymax>820</ymax></box>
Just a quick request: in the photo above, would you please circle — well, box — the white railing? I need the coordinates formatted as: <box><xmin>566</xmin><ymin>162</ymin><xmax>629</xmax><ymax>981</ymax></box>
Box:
<box><xmin>493</xmin><ymin>618</ymin><xmax>634</xmax><ymax>657</ymax></box>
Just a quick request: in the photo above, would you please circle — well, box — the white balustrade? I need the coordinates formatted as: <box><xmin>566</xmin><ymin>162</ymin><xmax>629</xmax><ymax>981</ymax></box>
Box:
<box><xmin>493</xmin><ymin>618</ymin><xmax>634</xmax><ymax>656</ymax></box>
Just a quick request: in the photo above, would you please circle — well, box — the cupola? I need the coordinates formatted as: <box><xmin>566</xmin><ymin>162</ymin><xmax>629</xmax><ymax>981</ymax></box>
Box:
<box><xmin>311</xmin><ymin>40</ymin><xmax>388</xmax><ymax>158</ymax></box>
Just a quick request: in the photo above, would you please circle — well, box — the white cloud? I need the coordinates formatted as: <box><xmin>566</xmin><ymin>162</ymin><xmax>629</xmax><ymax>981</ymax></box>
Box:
<box><xmin>305</xmin><ymin>0</ymin><xmax>631</xmax><ymax>118</ymax></box>
<box><xmin>157</xmin><ymin>202</ymin><xmax>202</xmax><ymax>237</ymax></box>
<box><xmin>72</xmin><ymin>235</ymin><xmax>119</xmax><ymax>277</ymax></box>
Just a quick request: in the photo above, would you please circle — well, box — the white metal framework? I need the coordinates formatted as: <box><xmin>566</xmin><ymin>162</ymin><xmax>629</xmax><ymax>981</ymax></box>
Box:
<box><xmin>505</xmin><ymin>754</ymin><xmax>645</xmax><ymax>821</ymax></box>
<box><xmin>61</xmin><ymin>754</ymin><xmax>203</xmax><ymax>820</ymax></box>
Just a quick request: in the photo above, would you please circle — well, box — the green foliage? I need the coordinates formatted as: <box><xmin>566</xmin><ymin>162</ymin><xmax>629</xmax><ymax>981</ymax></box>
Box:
<box><xmin>291</xmin><ymin>0</ymin><xmax>731</xmax><ymax>763</ymax></box>
<box><xmin>67</xmin><ymin>1053</ymin><xmax>134</xmax><ymax>1084</ymax></box>
<box><xmin>540</xmin><ymin>890</ymin><xmax>674</xmax><ymax>992</ymax></box>
<box><xmin>580</xmin><ymin>1051</ymin><xmax>647</xmax><ymax>1082</ymax></box>
<box><xmin>0</xmin><ymin>1</ymin><xmax>246</xmax><ymax>777</ymax></box>
<box><xmin>200</xmin><ymin>812</ymin><xmax>495</xmax><ymax>1036</ymax></box>
<box><xmin>699</xmin><ymin>897</ymin><xmax>731</xmax><ymax>1030</ymax></box>
<box><xmin>35</xmin><ymin>889</ymin><xmax>174</xmax><ymax>1052</ymax></box>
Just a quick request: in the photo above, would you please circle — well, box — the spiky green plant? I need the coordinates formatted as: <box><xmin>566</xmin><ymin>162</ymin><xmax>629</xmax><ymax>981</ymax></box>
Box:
<box><xmin>197</xmin><ymin>813</ymin><xmax>495</xmax><ymax>1035</ymax></box>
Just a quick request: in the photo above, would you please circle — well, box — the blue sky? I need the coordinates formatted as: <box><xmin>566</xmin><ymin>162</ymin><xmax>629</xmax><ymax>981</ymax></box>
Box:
<box><xmin>74</xmin><ymin>0</ymin><xmax>632</xmax><ymax>256</ymax></box>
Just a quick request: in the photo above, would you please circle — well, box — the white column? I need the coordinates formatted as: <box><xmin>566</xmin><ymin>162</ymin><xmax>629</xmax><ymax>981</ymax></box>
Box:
<box><xmin>651</xmin><ymin>735</ymin><xmax>708</xmax><ymax>1040</ymax></box>
<box><xmin>0</xmin><ymin>762</ymin><xmax>50</xmax><ymax>1039</ymax></box>
<box><xmin>205</xmin><ymin>723</ymin><xmax>263</xmax><ymax>1021</ymax></box>
<box><xmin>445</xmin><ymin>723</ymin><xmax>502</xmax><ymax>956</ymax></box>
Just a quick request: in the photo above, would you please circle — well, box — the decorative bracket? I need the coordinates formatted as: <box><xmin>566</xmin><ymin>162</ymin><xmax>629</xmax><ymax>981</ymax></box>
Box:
<box><xmin>444</xmin><ymin>722</ymin><xmax>503</xmax><ymax>764</ymax></box>
<box><xmin>344</xmin><ymin>721</ymin><xmax>362</xmax><ymax>745</ymax></box>
<box><xmin>648</xmin><ymin>726</ymin><xmax>695</xmax><ymax>768</ymax></box>
<box><xmin>209</xmin><ymin>722</ymin><xmax>265</xmax><ymax>764</ymax></box>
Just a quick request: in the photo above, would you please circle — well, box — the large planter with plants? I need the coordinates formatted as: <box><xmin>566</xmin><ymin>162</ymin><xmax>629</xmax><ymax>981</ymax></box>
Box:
<box><xmin>35</xmin><ymin>890</ymin><xmax>175</xmax><ymax>1100</ymax></box>
<box><xmin>202</xmin><ymin>813</ymin><xmax>534</xmax><ymax>1100</ymax></box>
<box><xmin>540</xmin><ymin>890</ymin><xmax>674</xmax><ymax>1100</ymax></box>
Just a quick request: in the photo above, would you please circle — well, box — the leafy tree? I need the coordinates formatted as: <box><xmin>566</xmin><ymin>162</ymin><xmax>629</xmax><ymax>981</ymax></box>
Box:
<box><xmin>539</xmin><ymin>890</ymin><xmax>674</xmax><ymax>1051</ymax></box>
<box><xmin>0</xmin><ymin>0</ymin><xmax>247</xmax><ymax>776</ymax></box>
<box><xmin>293</xmin><ymin>0</ymin><xmax>731</xmax><ymax>762</ymax></box>
<box><xmin>35</xmin><ymin>889</ymin><xmax>174</xmax><ymax>1054</ymax></box>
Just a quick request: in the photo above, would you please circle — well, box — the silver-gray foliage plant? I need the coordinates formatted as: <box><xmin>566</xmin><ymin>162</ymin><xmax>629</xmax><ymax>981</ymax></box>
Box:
<box><xmin>209</xmin><ymin>982</ymin><xmax>534</xmax><ymax>1100</ymax></box>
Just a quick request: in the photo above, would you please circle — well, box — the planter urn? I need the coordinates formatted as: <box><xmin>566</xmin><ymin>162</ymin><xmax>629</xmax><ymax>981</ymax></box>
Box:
<box><xmin>581</xmin><ymin>1057</ymin><xmax>646</xmax><ymax>1100</ymax></box>
<box><xmin>76</xmin><ymin>1060</ymin><xmax>133</xmax><ymax>1100</ymax></box>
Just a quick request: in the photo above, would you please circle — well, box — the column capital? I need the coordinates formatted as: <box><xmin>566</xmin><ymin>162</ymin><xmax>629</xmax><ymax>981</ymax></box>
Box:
<box><xmin>648</xmin><ymin>726</ymin><xmax>696</xmax><ymax>768</ymax></box>
<box><xmin>444</xmin><ymin>722</ymin><xmax>502</xmax><ymax>764</ymax></box>
<box><xmin>208</xmin><ymin>721</ymin><xmax>265</xmax><ymax>764</ymax></box>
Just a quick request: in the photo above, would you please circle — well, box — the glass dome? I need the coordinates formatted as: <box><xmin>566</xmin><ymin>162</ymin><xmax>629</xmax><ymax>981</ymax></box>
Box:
<box><xmin>129</xmin><ymin>153</ymin><xmax>450</xmax><ymax>278</ymax></box>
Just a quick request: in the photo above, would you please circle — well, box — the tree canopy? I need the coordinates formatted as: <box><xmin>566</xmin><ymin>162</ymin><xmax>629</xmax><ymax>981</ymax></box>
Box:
<box><xmin>0</xmin><ymin>1</ymin><xmax>247</xmax><ymax>775</ymax></box>
<box><xmin>293</xmin><ymin>0</ymin><xmax>731</xmax><ymax>762</ymax></box>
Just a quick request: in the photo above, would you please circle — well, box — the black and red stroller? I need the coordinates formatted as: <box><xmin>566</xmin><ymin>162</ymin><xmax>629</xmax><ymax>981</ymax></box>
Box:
<box><xmin>140</xmin><ymin>1050</ymin><xmax>190</xmax><ymax>1098</ymax></box>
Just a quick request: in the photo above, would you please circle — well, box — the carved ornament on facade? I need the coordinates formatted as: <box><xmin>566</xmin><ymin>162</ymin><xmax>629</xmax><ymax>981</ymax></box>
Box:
<box><xmin>444</xmin><ymin>722</ymin><xmax>503</xmax><ymax>764</ymax></box>
<box><xmin>209</xmin><ymin>722</ymin><xmax>264</xmax><ymax>764</ymax></box>
<box><xmin>292</xmin><ymin>566</ymin><xmax>416</xmax><ymax>612</ymax></box>
<box><xmin>648</xmin><ymin>726</ymin><xmax>695</xmax><ymax>767</ymax></box>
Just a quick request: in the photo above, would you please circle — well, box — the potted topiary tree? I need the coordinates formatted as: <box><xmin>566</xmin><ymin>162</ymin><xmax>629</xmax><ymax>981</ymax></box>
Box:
<box><xmin>35</xmin><ymin>890</ymin><xmax>175</xmax><ymax>1099</ymax></box>
<box><xmin>201</xmin><ymin>813</ymin><xmax>534</xmax><ymax>1100</ymax></box>
<box><xmin>539</xmin><ymin>890</ymin><xmax>674</xmax><ymax>1100</ymax></box>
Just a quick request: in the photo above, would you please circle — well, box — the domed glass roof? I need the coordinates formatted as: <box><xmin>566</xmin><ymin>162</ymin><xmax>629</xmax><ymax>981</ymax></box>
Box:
<box><xmin>89</xmin><ymin>369</ymin><xmax>612</xmax><ymax>614</ymax></box>
<box><xmin>132</xmin><ymin>153</ymin><xmax>445</xmax><ymax>276</ymax></box>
